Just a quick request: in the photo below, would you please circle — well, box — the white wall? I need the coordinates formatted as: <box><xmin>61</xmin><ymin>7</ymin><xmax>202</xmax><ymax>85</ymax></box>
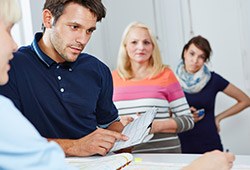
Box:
<box><xmin>86</xmin><ymin>0</ymin><xmax>157</xmax><ymax>69</ymax></box>
<box><xmin>12</xmin><ymin>0</ymin><xmax>34</xmax><ymax>46</ymax></box>
<box><xmin>29</xmin><ymin>0</ymin><xmax>44</xmax><ymax>34</ymax></box>
<box><xmin>18</xmin><ymin>0</ymin><xmax>250</xmax><ymax>155</ymax></box>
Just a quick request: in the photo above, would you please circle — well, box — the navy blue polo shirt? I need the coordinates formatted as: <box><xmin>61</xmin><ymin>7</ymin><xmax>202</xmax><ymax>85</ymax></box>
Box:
<box><xmin>0</xmin><ymin>33</ymin><xmax>119</xmax><ymax>139</ymax></box>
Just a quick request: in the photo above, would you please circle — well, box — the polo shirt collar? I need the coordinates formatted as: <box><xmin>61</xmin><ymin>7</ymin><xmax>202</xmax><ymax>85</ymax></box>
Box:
<box><xmin>31</xmin><ymin>32</ymin><xmax>78</xmax><ymax>70</ymax></box>
<box><xmin>31</xmin><ymin>32</ymin><xmax>55</xmax><ymax>67</ymax></box>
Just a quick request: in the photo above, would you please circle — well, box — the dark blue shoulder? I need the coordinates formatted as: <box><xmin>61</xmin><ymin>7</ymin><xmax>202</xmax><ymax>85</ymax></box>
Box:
<box><xmin>14</xmin><ymin>45</ymin><xmax>34</xmax><ymax>58</ymax></box>
<box><xmin>12</xmin><ymin>45</ymin><xmax>36</xmax><ymax>63</ymax></box>
<box><xmin>210</xmin><ymin>71</ymin><xmax>229</xmax><ymax>90</ymax></box>
<box><xmin>211</xmin><ymin>71</ymin><xmax>226</xmax><ymax>80</ymax></box>
<box><xmin>78</xmin><ymin>53</ymin><xmax>109</xmax><ymax>70</ymax></box>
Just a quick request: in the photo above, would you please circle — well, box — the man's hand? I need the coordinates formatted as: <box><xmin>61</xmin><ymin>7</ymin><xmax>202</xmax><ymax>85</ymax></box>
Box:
<box><xmin>49</xmin><ymin>128</ymin><xmax>128</xmax><ymax>157</ymax></box>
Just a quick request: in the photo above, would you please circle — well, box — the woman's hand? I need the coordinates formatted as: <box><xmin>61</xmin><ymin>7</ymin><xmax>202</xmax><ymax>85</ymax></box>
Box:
<box><xmin>120</xmin><ymin>115</ymin><xmax>134</xmax><ymax>126</ymax></box>
<box><xmin>190</xmin><ymin>107</ymin><xmax>205</xmax><ymax>123</ymax></box>
<box><xmin>215</xmin><ymin>116</ymin><xmax>221</xmax><ymax>132</ymax></box>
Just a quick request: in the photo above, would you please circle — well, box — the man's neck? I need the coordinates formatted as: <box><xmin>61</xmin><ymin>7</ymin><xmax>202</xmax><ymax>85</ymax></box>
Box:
<box><xmin>38</xmin><ymin>32</ymin><xmax>65</xmax><ymax>63</ymax></box>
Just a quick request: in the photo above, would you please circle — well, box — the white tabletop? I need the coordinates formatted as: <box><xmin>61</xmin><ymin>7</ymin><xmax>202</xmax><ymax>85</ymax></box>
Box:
<box><xmin>123</xmin><ymin>153</ymin><xmax>250</xmax><ymax>170</ymax></box>
<box><xmin>132</xmin><ymin>153</ymin><xmax>250</xmax><ymax>164</ymax></box>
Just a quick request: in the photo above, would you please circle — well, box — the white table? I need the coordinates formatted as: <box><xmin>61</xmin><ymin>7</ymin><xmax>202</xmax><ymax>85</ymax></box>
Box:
<box><xmin>123</xmin><ymin>153</ymin><xmax>250</xmax><ymax>170</ymax></box>
<box><xmin>66</xmin><ymin>153</ymin><xmax>250</xmax><ymax>170</ymax></box>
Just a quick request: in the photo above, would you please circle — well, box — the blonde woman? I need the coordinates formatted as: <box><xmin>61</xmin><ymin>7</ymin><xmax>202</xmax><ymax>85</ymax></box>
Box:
<box><xmin>112</xmin><ymin>21</ymin><xmax>194</xmax><ymax>153</ymax></box>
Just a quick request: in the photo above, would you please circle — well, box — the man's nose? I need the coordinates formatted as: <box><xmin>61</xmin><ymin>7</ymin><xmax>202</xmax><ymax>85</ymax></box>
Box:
<box><xmin>75</xmin><ymin>33</ymin><xmax>90</xmax><ymax>46</ymax></box>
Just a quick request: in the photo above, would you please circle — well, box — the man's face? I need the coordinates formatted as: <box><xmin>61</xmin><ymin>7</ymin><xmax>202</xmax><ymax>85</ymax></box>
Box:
<box><xmin>0</xmin><ymin>20</ymin><xmax>17</xmax><ymax>85</ymax></box>
<box><xmin>49</xmin><ymin>3</ymin><xmax>97</xmax><ymax>62</ymax></box>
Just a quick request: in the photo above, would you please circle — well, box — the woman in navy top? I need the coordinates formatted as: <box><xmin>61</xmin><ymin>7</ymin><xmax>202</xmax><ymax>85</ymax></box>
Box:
<box><xmin>176</xmin><ymin>35</ymin><xmax>250</xmax><ymax>154</ymax></box>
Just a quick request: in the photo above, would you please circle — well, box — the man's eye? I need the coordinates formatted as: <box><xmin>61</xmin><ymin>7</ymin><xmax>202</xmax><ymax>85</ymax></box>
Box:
<box><xmin>86</xmin><ymin>29</ymin><xmax>95</xmax><ymax>34</ymax></box>
<box><xmin>70</xmin><ymin>25</ymin><xmax>78</xmax><ymax>30</ymax></box>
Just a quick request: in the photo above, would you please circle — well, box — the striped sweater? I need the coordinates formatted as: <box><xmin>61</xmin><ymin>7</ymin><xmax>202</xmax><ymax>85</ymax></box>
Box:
<box><xmin>112</xmin><ymin>67</ymin><xmax>194</xmax><ymax>153</ymax></box>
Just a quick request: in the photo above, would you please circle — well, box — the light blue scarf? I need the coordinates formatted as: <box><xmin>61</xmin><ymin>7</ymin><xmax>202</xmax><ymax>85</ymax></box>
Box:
<box><xmin>176</xmin><ymin>62</ymin><xmax>211</xmax><ymax>93</ymax></box>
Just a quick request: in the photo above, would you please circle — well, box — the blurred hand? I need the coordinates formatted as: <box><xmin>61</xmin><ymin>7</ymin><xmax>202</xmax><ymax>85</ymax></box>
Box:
<box><xmin>182</xmin><ymin>150</ymin><xmax>235</xmax><ymax>170</ymax></box>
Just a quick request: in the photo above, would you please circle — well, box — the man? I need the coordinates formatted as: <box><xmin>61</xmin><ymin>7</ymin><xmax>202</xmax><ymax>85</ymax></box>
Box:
<box><xmin>0</xmin><ymin>0</ymin><xmax>127</xmax><ymax>157</ymax></box>
<box><xmin>0</xmin><ymin>0</ymin><xmax>235</xmax><ymax>169</ymax></box>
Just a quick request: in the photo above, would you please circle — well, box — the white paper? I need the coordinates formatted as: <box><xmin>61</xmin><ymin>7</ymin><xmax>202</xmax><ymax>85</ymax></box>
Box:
<box><xmin>110</xmin><ymin>107</ymin><xmax>157</xmax><ymax>152</ymax></box>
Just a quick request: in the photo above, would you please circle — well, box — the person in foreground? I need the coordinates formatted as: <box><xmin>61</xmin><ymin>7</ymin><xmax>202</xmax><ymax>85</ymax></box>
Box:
<box><xmin>0</xmin><ymin>0</ymin><xmax>128</xmax><ymax>157</ymax></box>
<box><xmin>182</xmin><ymin>150</ymin><xmax>235</xmax><ymax>170</ymax></box>
<box><xmin>176</xmin><ymin>35</ymin><xmax>250</xmax><ymax>154</ymax></box>
<box><xmin>0</xmin><ymin>0</ymin><xmax>76</xmax><ymax>169</ymax></box>
<box><xmin>0</xmin><ymin>0</ymin><xmax>235</xmax><ymax>169</ymax></box>
<box><xmin>112</xmin><ymin>21</ymin><xmax>194</xmax><ymax>153</ymax></box>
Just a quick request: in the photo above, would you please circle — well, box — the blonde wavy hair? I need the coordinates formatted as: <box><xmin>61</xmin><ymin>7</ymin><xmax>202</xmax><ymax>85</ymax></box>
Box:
<box><xmin>0</xmin><ymin>0</ymin><xmax>21</xmax><ymax>24</ymax></box>
<box><xmin>116</xmin><ymin>21</ymin><xmax>166</xmax><ymax>80</ymax></box>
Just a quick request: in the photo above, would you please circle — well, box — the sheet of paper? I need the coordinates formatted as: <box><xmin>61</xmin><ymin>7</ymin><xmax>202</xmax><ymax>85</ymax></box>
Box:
<box><xmin>110</xmin><ymin>107</ymin><xmax>157</xmax><ymax>152</ymax></box>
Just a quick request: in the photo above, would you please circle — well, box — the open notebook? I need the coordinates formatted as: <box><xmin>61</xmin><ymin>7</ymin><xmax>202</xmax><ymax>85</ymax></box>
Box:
<box><xmin>110</xmin><ymin>107</ymin><xmax>157</xmax><ymax>152</ymax></box>
<box><xmin>66</xmin><ymin>153</ymin><xmax>133</xmax><ymax>170</ymax></box>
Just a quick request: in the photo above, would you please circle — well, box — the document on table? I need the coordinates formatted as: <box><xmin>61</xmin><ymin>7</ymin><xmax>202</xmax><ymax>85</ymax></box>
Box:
<box><xmin>110</xmin><ymin>107</ymin><xmax>157</xmax><ymax>152</ymax></box>
<box><xmin>66</xmin><ymin>153</ymin><xmax>133</xmax><ymax>170</ymax></box>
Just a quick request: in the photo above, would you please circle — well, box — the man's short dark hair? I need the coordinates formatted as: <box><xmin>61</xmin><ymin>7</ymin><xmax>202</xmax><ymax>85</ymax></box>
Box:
<box><xmin>42</xmin><ymin>0</ymin><xmax>106</xmax><ymax>31</ymax></box>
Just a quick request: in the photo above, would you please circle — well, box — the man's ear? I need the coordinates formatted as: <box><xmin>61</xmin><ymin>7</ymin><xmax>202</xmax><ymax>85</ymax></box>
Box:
<box><xmin>42</xmin><ymin>9</ymin><xmax>53</xmax><ymax>29</ymax></box>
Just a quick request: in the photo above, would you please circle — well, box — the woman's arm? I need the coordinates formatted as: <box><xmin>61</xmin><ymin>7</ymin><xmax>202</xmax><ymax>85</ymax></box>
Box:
<box><xmin>151</xmin><ymin>114</ymin><xmax>194</xmax><ymax>134</ymax></box>
<box><xmin>150</xmin><ymin>118</ymin><xmax>178</xmax><ymax>133</ymax></box>
<box><xmin>215</xmin><ymin>83</ymin><xmax>250</xmax><ymax>131</ymax></box>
